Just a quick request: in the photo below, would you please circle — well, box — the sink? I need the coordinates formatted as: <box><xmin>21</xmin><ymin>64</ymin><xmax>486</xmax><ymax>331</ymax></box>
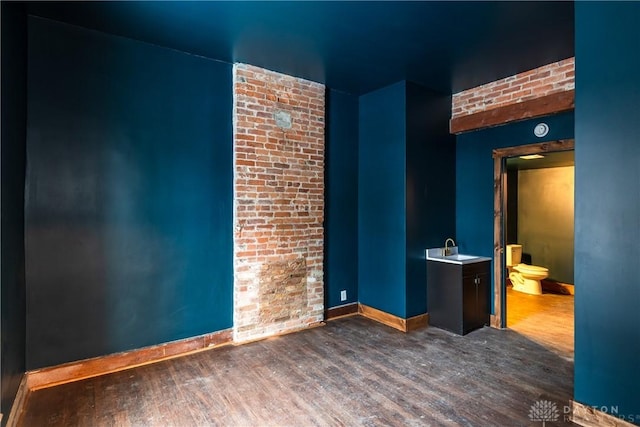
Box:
<box><xmin>425</xmin><ymin>247</ymin><xmax>491</xmax><ymax>265</ymax></box>
<box><xmin>444</xmin><ymin>254</ymin><xmax>478</xmax><ymax>261</ymax></box>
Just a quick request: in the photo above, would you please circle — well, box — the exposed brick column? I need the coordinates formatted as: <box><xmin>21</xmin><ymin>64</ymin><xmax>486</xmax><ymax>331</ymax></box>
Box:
<box><xmin>452</xmin><ymin>57</ymin><xmax>575</xmax><ymax>118</ymax></box>
<box><xmin>233</xmin><ymin>64</ymin><xmax>325</xmax><ymax>342</ymax></box>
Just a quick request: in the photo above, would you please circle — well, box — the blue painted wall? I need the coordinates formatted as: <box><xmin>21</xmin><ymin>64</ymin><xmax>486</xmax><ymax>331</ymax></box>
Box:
<box><xmin>1</xmin><ymin>2</ymin><xmax>28</xmax><ymax>418</ymax></box>
<box><xmin>456</xmin><ymin>112</ymin><xmax>574</xmax><ymax>313</ymax></box>
<box><xmin>405</xmin><ymin>82</ymin><xmax>455</xmax><ymax>317</ymax></box>
<box><xmin>358</xmin><ymin>82</ymin><xmax>407</xmax><ymax>318</ymax></box>
<box><xmin>25</xmin><ymin>17</ymin><xmax>233</xmax><ymax>369</ymax></box>
<box><xmin>574</xmin><ymin>2</ymin><xmax>640</xmax><ymax>420</ymax></box>
<box><xmin>325</xmin><ymin>89</ymin><xmax>359</xmax><ymax>309</ymax></box>
<box><xmin>358</xmin><ymin>81</ymin><xmax>454</xmax><ymax>318</ymax></box>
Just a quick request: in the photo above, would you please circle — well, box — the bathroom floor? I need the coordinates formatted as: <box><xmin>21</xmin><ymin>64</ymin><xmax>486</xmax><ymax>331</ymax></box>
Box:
<box><xmin>506</xmin><ymin>285</ymin><xmax>574</xmax><ymax>361</ymax></box>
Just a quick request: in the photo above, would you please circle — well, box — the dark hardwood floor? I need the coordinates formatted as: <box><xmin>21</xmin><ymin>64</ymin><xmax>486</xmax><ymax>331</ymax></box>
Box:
<box><xmin>19</xmin><ymin>316</ymin><xmax>575</xmax><ymax>426</ymax></box>
<box><xmin>506</xmin><ymin>286</ymin><xmax>574</xmax><ymax>361</ymax></box>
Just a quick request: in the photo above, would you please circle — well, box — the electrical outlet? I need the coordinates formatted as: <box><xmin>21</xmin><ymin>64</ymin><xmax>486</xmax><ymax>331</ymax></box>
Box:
<box><xmin>340</xmin><ymin>290</ymin><xmax>347</xmax><ymax>301</ymax></box>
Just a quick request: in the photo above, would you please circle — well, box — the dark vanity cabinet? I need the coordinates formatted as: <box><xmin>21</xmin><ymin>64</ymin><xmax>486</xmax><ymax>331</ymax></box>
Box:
<box><xmin>427</xmin><ymin>260</ymin><xmax>490</xmax><ymax>335</ymax></box>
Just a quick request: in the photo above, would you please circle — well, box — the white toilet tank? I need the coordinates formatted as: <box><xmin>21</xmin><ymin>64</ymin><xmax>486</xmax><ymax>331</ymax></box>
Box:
<box><xmin>506</xmin><ymin>244</ymin><xmax>522</xmax><ymax>267</ymax></box>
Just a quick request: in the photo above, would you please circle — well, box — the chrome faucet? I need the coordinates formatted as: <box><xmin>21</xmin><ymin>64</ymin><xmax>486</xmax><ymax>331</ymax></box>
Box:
<box><xmin>444</xmin><ymin>238</ymin><xmax>456</xmax><ymax>256</ymax></box>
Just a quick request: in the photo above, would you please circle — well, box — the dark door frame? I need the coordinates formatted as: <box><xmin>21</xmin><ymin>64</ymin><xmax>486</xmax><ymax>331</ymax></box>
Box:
<box><xmin>491</xmin><ymin>139</ymin><xmax>575</xmax><ymax>328</ymax></box>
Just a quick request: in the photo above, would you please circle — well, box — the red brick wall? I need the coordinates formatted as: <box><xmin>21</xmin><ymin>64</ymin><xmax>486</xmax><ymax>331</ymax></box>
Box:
<box><xmin>452</xmin><ymin>57</ymin><xmax>574</xmax><ymax>118</ymax></box>
<box><xmin>233</xmin><ymin>64</ymin><xmax>325</xmax><ymax>342</ymax></box>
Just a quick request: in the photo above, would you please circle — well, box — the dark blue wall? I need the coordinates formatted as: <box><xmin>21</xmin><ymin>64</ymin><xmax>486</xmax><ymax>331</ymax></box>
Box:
<box><xmin>1</xmin><ymin>2</ymin><xmax>28</xmax><ymax>419</ymax></box>
<box><xmin>25</xmin><ymin>17</ymin><xmax>233</xmax><ymax>369</ymax></box>
<box><xmin>405</xmin><ymin>82</ymin><xmax>455</xmax><ymax>317</ymax></box>
<box><xmin>325</xmin><ymin>89</ymin><xmax>359</xmax><ymax>309</ymax></box>
<box><xmin>358</xmin><ymin>81</ymin><xmax>454</xmax><ymax>319</ymax></box>
<box><xmin>574</xmin><ymin>2</ymin><xmax>640</xmax><ymax>420</ymax></box>
<box><xmin>358</xmin><ymin>82</ymin><xmax>407</xmax><ymax>318</ymax></box>
<box><xmin>456</xmin><ymin>112</ymin><xmax>574</xmax><ymax>313</ymax></box>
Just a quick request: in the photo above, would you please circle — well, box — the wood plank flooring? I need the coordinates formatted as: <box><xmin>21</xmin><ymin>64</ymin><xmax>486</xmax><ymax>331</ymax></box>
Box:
<box><xmin>18</xmin><ymin>316</ymin><xmax>575</xmax><ymax>426</ymax></box>
<box><xmin>507</xmin><ymin>286</ymin><xmax>574</xmax><ymax>361</ymax></box>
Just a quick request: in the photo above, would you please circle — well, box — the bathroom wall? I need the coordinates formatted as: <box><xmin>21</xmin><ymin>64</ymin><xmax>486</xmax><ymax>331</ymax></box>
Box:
<box><xmin>505</xmin><ymin>169</ymin><xmax>519</xmax><ymax>245</ymax></box>
<box><xmin>518</xmin><ymin>166</ymin><xmax>574</xmax><ymax>284</ymax></box>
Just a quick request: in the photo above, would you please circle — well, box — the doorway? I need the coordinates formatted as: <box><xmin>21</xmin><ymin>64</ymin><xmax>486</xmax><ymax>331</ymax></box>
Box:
<box><xmin>492</xmin><ymin>140</ymin><xmax>575</xmax><ymax>357</ymax></box>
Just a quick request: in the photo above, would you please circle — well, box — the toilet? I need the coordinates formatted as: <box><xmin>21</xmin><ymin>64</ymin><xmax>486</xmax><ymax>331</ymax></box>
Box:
<box><xmin>506</xmin><ymin>244</ymin><xmax>549</xmax><ymax>295</ymax></box>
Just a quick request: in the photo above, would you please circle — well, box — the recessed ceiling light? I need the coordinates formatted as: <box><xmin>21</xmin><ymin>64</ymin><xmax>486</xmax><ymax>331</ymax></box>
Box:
<box><xmin>519</xmin><ymin>154</ymin><xmax>545</xmax><ymax>160</ymax></box>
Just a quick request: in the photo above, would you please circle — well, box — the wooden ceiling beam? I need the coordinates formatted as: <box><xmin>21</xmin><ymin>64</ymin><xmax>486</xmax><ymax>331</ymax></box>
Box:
<box><xmin>450</xmin><ymin>90</ymin><xmax>575</xmax><ymax>134</ymax></box>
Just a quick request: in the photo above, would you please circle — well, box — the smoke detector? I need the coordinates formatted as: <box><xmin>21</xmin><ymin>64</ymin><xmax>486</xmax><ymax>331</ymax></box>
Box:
<box><xmin>534</xmin><ymin>123</ymin><xmax>549</xmax><ymax>138</ymax></box>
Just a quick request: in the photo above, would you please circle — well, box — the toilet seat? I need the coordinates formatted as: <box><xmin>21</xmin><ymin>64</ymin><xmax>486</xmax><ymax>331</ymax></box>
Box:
<box><xmin>511</xmin><ymin>263</ymin><xmax>548</xmax><ymax>295</ymax></box>
<box><xmin>515</xmin><ymin>263</ymin><xmax>548</xmax><ymax>274</ymax></box>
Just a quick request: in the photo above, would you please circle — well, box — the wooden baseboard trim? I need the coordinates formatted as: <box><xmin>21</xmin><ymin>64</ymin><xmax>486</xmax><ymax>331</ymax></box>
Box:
<box><xmin>329</xmin><ymin>303</ymin><xmax>428</xmax><ymax>332</ymax></box>
<box><xmin>571</xmin><ymin>400</ymin><xmax>636</xmax><ymax>427</ymax></box>
<box><xmin>359</xmin><ymin>303</ymin><xmax>406</xmax><ymax>332</ymax></box>
<box><xmin>406</xmin><ymin>313</ymin><xmax>429</xmax><ymax>331</ymax></box>
<box><xmin>26</xmin><ymin>328</ymin><xmax>233</xmax><ymax>391</ymax></box>
<box><xmin>6</xmin><ymin>374</ymin><xmax>29</xmax><ymax>427</ymax></box>
<box><xmin>358</xmin><ymin>304</ymin><xmax>428</xmax><ymax>333</ymax></box>
<box><xmin>542</xmin><ymin>279</ymin><xmax>575</xmax><ymax>295</ymax></box>
<box><xmin>326</xmin><ymin>303</ymin><xmax>359</xmax><ymax>320</ymax></box>
<box><xmin>490</xmin><ymin>314</ymin><xmax>502</xmax><ymax>329</ymax></box>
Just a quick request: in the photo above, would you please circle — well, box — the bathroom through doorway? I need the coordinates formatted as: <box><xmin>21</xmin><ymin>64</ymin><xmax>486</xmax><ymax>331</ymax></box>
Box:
<box><xmin>492</xmin><ymin>139</ymin><xmax>575</xmax><ymax>360</ymax></box>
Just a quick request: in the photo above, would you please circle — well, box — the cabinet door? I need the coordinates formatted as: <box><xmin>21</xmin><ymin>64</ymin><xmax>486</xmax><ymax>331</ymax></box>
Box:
<box><xmin>462</xmin><ymin>273</ymin><xmax>479</xmax><ymax>334</ymax></box>
<box><xmin>475</xmin><ymin>271</ymin><xmax>490</xmax><ymax>327</ymax></box>
<box><xmin>427</xmin><ymin>261</ymin><xmax>462</xmax><ymax>334</ymax></box>
<box><xmin>462</xmin><ymin>261</ymin><xmax>490</xmax><ymax>334</ymax></box>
